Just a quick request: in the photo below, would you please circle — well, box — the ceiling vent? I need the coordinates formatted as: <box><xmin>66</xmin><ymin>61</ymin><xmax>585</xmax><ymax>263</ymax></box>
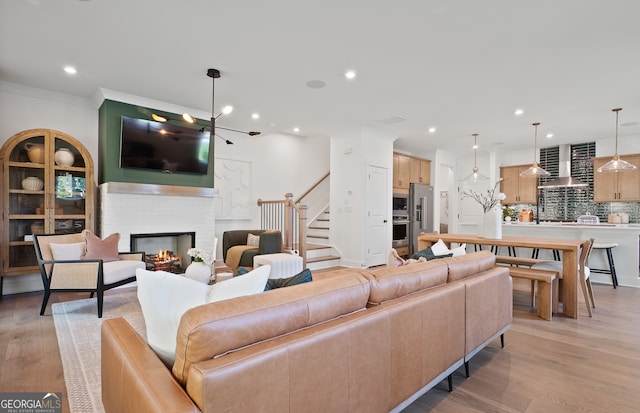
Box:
<box><xmin>538</xmin><ymin>144</ymin><xmax>589</xmax><ymax>188</ymax></box>
<box><xmin>376</xmin><ymin>114</ymin><xmax>406</xmax><ymax>124</ymax></box>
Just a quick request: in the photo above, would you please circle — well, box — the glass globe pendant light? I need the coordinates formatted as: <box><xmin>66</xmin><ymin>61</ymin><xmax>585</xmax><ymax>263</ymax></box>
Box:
<box><xmin>463</xmin><ymin>133</ymin><xmax>489</xmax><ymax>181</ymax></box>
<box><xmin>520</xmin><ymin>122</ymin><xmax>550</xmax><ymax>177</ymax></box>
<box><xmin>596</xmin><ymin>107</ymin><xmax>637</xmax><ymax>172</ymax></box>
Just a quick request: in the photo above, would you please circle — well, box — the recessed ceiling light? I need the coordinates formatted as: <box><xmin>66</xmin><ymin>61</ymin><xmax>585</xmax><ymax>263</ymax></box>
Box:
<box><xmin>428</xmin><ymin>127</ymin><xmax>436</xmax><ymax>134</ymax></box>
<box><xmin>514</xmin><ymin>109</ymin><xmax>524</xmax><ymax>116</ymax></box>
<box><xmin>251</xmin><ymin>113</ymin><xmax>260</xmax><ymax>120</ymax></box>
<box><xmin>546</xmin><ymin>133</ymin><xmax>554</xmax><ymax>138</ymax></box>
<box><xmin>473</xmin><ymin>144</ymin><xmax>479</xmax><ymax>149</ymax></box>
<box><xmin>345</xmin><ymin>70</ymin><xmax>357</xmax><ymax>79</ymax></box>
<box><xmin>64</xmin><ymin>66</ymin><xmax>77</xmax><ymax>75</ymax></box>
<box><xmin>293</xmin><ymin>127</ymin><xmax>300</xmax><ymax>133</ymax></box>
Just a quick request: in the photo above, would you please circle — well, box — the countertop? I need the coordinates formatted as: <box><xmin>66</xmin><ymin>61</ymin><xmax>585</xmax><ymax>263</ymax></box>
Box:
<box><xmin>503</xmin><ymin>221</ymin><xmax>640</xmax><ymax>230</ymax></box>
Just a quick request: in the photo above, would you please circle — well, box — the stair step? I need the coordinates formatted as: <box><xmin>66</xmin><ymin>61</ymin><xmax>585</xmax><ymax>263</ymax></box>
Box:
<box><xmin>306</xmin><ymin>255</ymin><xmax>341</xmax><ymax>264</ymax></box>
<box><xmin>307</xmin><ymin>234</ymin><xmax>329</xmax><ymax>239</ymax></box>
<box><xmin>309</xmin><ymin>226</ymin><xmax>329</xmax><ymax>230</ymax></box>
<box><xmin>298</xmin><ymin>243</ymin><xmax>332</xmax><ymax>250</ymax></box>
<box><xmin>317</xmin><ymin>218</ymin><xmax>330</xmax><ymax>222</ymax></box>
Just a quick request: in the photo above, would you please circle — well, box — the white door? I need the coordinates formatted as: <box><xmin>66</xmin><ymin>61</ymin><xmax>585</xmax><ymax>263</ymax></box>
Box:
<box><xmin>366</xmin><ymin>165</ymin><xmax>388</xmax><ymax>267</ymax></box>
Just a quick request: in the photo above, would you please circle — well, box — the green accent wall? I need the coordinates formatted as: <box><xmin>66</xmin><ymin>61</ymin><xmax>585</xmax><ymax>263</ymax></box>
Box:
<box><xmin>98</xmin><ymin>100</ymin><xmax>214</xmax><ymax>187</ymax></box>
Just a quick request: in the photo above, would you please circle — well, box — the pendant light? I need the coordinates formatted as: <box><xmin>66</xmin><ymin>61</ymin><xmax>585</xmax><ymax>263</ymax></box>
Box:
<box><xmin>596</xmin><ymin>107</ymin><xmax>637</xmax><ymax>172</ymax></box>
<box><xmin>520</xmin><ymin>122</ymin><xmax>550</xmax><ymax>177</ymax></box>
<box><xmin>463</xmin><ymin>133</ymin><xmax>489</xmax><ymax>181</ymax></box>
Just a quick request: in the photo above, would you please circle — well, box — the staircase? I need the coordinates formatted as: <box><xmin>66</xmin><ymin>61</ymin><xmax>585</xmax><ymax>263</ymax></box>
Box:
<box><xmin>297</xmin><ymin>208</ymin><xmax>341</xmax><ymax>270</ymax></box>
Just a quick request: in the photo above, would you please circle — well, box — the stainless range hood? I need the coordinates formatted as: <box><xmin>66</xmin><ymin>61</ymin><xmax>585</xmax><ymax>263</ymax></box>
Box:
<box><xmin>538</xmin><ymin>145</ymin><xmax>589</xmax><ymax>189</ymax></box>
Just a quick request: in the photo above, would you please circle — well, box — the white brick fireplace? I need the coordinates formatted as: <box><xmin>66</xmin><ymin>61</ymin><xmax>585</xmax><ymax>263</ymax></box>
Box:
<box><xmin>99</xmin><ymin>182</ymin><xmax>217</xmax><ymax>257</ymax></box>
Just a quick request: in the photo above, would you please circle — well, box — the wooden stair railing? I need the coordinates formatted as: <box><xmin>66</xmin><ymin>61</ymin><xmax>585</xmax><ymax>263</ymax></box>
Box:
<box><xmin>257</xmin><ymin>173</ymin><xmax>329</xmax><ymax>269</ymax></box>
<box><xmin>257</xmin><ymin>193</ymin><xmax>308</xmax><ymax>267</ymax></box>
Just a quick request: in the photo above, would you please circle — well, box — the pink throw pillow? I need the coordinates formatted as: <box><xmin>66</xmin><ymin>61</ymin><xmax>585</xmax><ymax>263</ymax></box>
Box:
<box><xmin>81</xmin><ymin>230</ymin><xmax>120</xmax><ymax>262</ymax></box>
<box><xmin>387</xmin><ymin>249</ymin><xmax>405</xmax><ymax>267</ymax></box>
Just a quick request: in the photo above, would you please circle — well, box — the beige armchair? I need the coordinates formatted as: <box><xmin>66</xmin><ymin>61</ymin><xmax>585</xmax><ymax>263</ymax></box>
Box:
<box><xmin>34</xmin><ymin>233</ymin><xmax>145</xmax><ymax>318</ymax></box>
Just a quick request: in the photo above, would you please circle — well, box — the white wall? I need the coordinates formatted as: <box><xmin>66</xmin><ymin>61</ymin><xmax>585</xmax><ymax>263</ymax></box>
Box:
<box><xmin>330</xmin><ymin>127</ymin><xmax>394</xmax><ymax>268</ymax></box>
<box><xmin>0</xmin><ymin>82</ymin><xmax>99</xmax><ymax>163</ymax></box>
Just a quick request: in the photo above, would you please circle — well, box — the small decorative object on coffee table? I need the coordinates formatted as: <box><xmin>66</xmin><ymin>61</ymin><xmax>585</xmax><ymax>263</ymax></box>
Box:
<box><xmin>185</xmin><ymin>248</ymin><xmax>213</xmax><ymax>283</ymax></box>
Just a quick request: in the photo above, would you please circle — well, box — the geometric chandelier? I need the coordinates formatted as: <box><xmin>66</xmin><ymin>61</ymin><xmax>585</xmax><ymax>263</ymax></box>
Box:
<box><xmin>151</xmin><ymin>68</ymin><xmax>260</xmax><ymax>145</ymax></box>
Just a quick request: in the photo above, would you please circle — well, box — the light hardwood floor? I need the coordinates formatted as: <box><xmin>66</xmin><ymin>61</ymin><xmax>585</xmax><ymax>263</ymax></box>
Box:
<box><xmin>1</xmin><ymin>279</ymin><xmax>639</xmax><ymax>413</ymax></box>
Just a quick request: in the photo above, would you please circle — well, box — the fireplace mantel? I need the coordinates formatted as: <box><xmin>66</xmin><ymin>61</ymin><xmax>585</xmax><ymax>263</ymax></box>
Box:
<box><xmin>102</xmin><ymin>182</ymin><xmax>219</xmax><ymax>198</ymax></box>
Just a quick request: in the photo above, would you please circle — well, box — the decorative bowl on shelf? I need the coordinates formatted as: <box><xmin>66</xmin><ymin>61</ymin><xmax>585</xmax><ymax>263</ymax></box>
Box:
<box><xmin>24</xmin><ymin>142</ymin><xmax>45</xmax><ymax>163</ymax></box>
<box><xmin>22</xmin><ymin>176</ymin><xmax>44</xmax><ymax>190</ymax></box>
<box><xmin>54</xmin><ymin>148</ymin><xmax>75</xmax><ymax>166</ymax></box>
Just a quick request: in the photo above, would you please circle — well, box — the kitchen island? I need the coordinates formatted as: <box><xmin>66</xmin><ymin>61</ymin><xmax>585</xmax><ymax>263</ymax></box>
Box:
<box><xmin>502</xmin><ymin>222</ymin><xmax>640</xmax><ymax>288</ymax></box>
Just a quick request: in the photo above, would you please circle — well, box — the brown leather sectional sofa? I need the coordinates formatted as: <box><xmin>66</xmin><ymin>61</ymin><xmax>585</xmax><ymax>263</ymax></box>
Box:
<box><xmin>101</xmin><ymin>250</ymin><xmax>512</xmax><ymax>412</ymax></box>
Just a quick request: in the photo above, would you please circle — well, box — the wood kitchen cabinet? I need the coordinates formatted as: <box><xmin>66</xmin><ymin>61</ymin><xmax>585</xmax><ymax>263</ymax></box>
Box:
<box><xmin>593</xmin><ymin>154</ymin><xmax>640</xmax><ymax>202</ymax></box>
<box><xmin>500</xmin><ymin>165</ymin><xmax>538</xmax><ymax>204</ymax></box>
<box><xmin>410</xmin><ymin>158</ymin><xmax>430</xmax><ymax>185</ymax></box>
<box><xmin>393</xmin><ymin>152</ymin><xmax>431</xmax><ymax>193</ymax></box>
<box><xmin>0</xmin><ymin>129</ymin><xmax>94</xmax><ymax>284</ymax></box>
<box><xmin>393</xmin><ymin>153</ymin><xmax>411</xmax><ymax>191</ymax></box>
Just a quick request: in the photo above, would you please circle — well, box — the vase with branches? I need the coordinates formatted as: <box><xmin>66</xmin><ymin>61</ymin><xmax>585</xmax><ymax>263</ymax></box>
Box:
<box><xmin>461</xmin><ymin>179</ymin><xmax>505</xmax><ymax>239</ymax></box>
<box><xmin>460</xmin><ymin>179</ymin><xmax>505</xmax><ymax>213</ymax></box>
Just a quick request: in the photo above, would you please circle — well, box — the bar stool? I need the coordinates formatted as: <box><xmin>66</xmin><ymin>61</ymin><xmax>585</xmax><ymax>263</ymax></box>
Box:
<box><xmin>590</xmin><ymin>243</ymin><xmax>619</xmax><ymax>288</ymax></box>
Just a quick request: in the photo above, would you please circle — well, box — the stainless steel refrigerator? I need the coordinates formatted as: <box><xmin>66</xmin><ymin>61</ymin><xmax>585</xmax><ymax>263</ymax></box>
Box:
<box><xmin>408</xmin><ymin>183</ymin><xmax>434</xmax><ymax>256</ymax></box>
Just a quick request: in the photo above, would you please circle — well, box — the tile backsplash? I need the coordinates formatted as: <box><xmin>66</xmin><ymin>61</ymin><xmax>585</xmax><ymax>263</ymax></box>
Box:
<box><xmin>512</xmin><ymin>143</ymin><xmax>639</xmax><ymax>223</ymax></box>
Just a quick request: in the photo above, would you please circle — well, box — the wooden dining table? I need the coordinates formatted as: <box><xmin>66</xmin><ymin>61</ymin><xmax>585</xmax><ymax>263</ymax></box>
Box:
<box><xmin>417</xmin><ymin>233</ymin><xmax>585</xmax><ymax>319</ymax></box>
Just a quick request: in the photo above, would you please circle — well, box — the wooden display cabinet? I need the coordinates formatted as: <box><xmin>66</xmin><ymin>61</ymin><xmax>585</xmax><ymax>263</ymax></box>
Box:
<box><xmin>500</xmin><ymin>165</ymin><xmax>538</xmax><ymax>204</ymax></box>
<box><xmin>0</xmin><ymin>129</ymin><xmax>94</xmax><ymax>289</ymax></box>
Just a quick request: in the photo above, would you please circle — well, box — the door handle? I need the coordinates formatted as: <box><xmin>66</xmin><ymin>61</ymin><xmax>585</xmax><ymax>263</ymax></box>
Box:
<box><xmin>383</xmin><ymin>219</ymin><xmax>388</xmax><ymax>223</ymax></box>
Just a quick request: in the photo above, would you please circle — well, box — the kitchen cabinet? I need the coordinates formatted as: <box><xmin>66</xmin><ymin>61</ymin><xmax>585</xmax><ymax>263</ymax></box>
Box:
<box><xmin>393</xmin><ymin>153</ymin><xmax>431</xmax><ymax>193</ymax></box>
<box><xmin>410</xmin><ymin>158</ymin><xmax>430</xmax><ymax>185</ymax></box>
<box><xmin>500</xmin><ymin>165</ymin><xmax>538</xmax><ymax>204</ymax></box>
<box><xmin>393</xmin><ymin>153</ymin><xmax>411</xmax><ymax>191</ymax></box>
<box><xmin>593</xmin><ymin>154</ymin><xmax>640</xmax><ymax>202</ymax></box>
<box><xmin>0</xmin><ymin>129</ymin><xmax>94</xmax><ymax>282</ymax></box>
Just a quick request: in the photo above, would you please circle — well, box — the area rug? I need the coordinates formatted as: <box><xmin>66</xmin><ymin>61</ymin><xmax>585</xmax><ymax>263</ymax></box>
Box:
<box><xmin>52</xmin><ymin>288</ymin><xmax>146</xmax><ymax>413</ymax></box>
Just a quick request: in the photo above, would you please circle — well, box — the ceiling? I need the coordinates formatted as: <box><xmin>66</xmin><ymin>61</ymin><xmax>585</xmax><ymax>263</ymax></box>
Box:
<box><xmin>1</xmin><ymin>0</ymin><xmax>639</xmax><ymax>156</ymax></box>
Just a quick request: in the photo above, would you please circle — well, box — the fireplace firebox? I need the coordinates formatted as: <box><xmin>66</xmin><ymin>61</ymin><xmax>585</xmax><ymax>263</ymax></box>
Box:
<box><xmin>130</xmin><ymin>232</ymin><xmax>195</xmax><ymax>273</ymax></box>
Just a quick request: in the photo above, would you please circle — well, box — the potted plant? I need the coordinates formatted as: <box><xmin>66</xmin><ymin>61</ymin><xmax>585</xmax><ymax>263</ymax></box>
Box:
<box><xmin>502</xmin><ymin>206</ymin><xmax>516</xmax><ymax>222</ymax></box>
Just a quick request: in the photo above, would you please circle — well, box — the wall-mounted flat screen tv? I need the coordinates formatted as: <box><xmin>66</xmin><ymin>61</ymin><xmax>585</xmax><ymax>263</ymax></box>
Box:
<box><xmin>120</xmin><ymin>115</ymin><xmax>210</xmax><ymax>174</ymax></box>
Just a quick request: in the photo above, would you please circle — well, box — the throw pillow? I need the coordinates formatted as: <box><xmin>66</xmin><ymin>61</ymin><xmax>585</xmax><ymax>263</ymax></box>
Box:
<box><xmin>430</xmin><ymin>239</ymin><xmax>451</xmax><ymax>256</ymax></box>
<box><xmin>137</xmin><ymin>265</ymin><xmax>270</xmax><ymax>367</ymax></box>
<box><xmin>136</xmin><ymin>269</ymin><xmax>211</xmax><ymax>367</ymax></box>
<box><xmin>209</xmin><ymin>265</ymin><xmax>270</xmax><ymax>302</ymax></box>
<box><xmin>247</xmin><ymin>233</ymin><xmax>260</xmax><ymax>247</ymax></box>
<box><xmin>264</xmin><ymin>268</ymin><xmax>312</xmax><ymax>291</ymax></box>
<box><xmin>451</xmin><ymin>243</ymin><xmax>467</xmax><ymax>257</ymax></box>
<box><xmin>411</xmin><ymin>247</ymin><xmax>453</xmax><ymax>261</ymax></box>
<box><xmin>387</xmin><ymin>249</ymin><xmax>405</xmax><ymax>267</ymax></box>
<box><xmin>81</xmin><ymin>230</ymin><xmax>120</xmax><ymax>262</ymax></box>
<box><xmin>49</xmin><ymin>242</ymin><xmax>85</xmax><ymax>261</ymax></box>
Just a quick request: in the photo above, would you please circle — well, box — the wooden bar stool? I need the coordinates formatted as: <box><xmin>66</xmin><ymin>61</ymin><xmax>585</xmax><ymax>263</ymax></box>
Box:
<box><xmin>590</xmin><ymin>242</ymin><xmax>619</xmax><ymax>288</ymax></box>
